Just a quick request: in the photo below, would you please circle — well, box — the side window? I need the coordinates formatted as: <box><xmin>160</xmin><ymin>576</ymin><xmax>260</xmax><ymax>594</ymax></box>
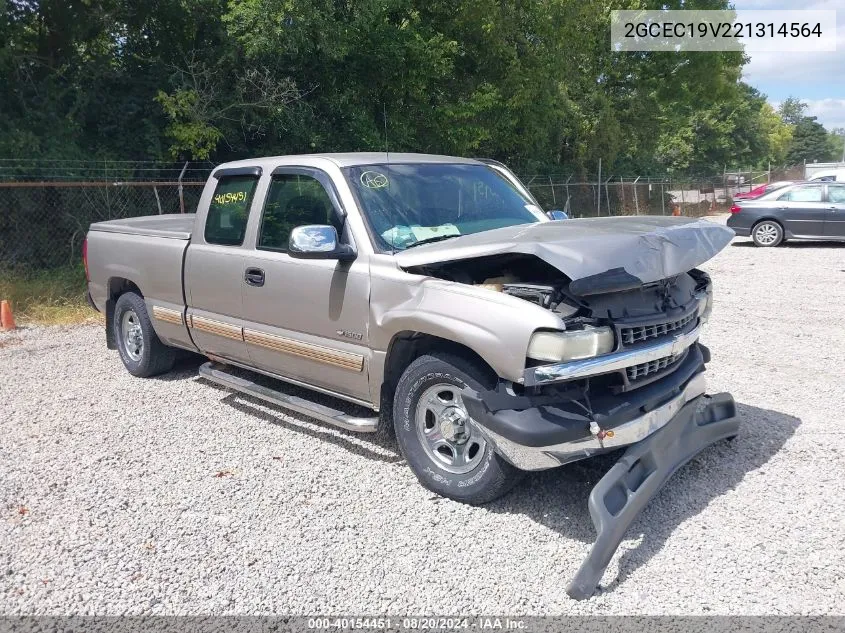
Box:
<box><xmin>205</xmin><ymin>176</ymin><xmax>259</xmax><ymax>246</ymax></box>
<box><xmin>257</xmin><ymin>173</ymin><xmax>344</xmax><ymax>252</ymax></box>
<box><xmin>829</xmin><ymin>186</ymin><xmax>845</xmax><ymax>204</ymax></box>
<box><xmin>778</xmin><ymin>186</ymin><xmax>823</xmax><ymax>202</ymax></box>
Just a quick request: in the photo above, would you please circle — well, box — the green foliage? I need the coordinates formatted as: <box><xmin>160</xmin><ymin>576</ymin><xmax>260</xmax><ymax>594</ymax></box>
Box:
<box><xmin>786</xmin><ymin>117</ymin><xmax>835</xmax><ymax>164</ymax></box>
<box><xmin>759</xmin><ymin>103</ymin><xmax>793</xmax><ymax>166</ymax></box>
<box><xmin>778</xmin><ymin>97</ymin><xmax>808</xmax><ymax>126</ymax></box>
<box><xmin>0</xmin><ymin>0</ymin><xmax>831</xmax><ymax>173</ymax></box>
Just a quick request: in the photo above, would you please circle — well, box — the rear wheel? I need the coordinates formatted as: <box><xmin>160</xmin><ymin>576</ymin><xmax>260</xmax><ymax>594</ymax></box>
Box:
<box><xmin>752</xmin><ymin>220</ymin><xmax>783</xmax><ymax>247</ymax></box>
<box><xmin>113</xmin><ymin>292</ymin><xmax>176</xmax><ymax>377</ymax></box>
<box><xmin>393</xmin><ymin>352</ymin><xmax>523</xmax><ymax>505</ymax></box>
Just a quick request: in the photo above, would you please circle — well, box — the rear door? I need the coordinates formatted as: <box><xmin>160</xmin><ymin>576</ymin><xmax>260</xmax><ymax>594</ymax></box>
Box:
<box><xmin>825</xmin><ymin>184</ymin><xmax>845</xmax><ymax>237</ymax></box>
<box><xmin>184</xmin><ymin>168</ymin><xmax>261</xmax><ymax>365</ymax></box>
<box><xmin>773</xmin><ymin>184</ymin><xmax>826</xmax><ymax>237</ymax></box>
<box><xmin>238</xmin><ymin>167</ymin><xmax>372</xmax><ymax>403</ymax></box>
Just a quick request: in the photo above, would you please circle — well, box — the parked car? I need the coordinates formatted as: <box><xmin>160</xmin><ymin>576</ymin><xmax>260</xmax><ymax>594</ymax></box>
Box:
<box><xmin>733</xmin><ymin>180</ymin><xmax>794</xmax><ymax>200</ymax></box>
<box><xmin>728</xmin><ymin>181</ymin><xmax>845</xmax><ymax>246</ymax></box>
<box><xmin>807</xmin><ymin>169</ymin><xmax>845</xmax><ymax>182</ymax></box>
<box><xmin>84</xmin><ymin>153</ymin><xmax>738</xmax><ymax>599</ymax></box>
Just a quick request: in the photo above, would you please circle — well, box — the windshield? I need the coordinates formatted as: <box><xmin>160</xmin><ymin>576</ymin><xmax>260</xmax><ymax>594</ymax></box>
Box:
<box><xmin>343</xmin><ymin>163</ymin><xmax>543</xmax><ymax>251</ymax></box>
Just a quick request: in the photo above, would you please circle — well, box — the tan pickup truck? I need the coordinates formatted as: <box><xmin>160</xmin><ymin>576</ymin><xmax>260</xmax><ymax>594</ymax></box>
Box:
<box><xmin>84</xmin><ymin>153</ymin><xmax>738</xmax><ymax>598</ymax></box>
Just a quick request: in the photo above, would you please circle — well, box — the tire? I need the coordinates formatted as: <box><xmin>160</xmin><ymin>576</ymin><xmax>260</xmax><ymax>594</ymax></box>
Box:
<box><xmin>752</xmin><ymin>220</ymin><xmax>783</xmax><ymax>247</ymax></box>
<box><xmin>113</xmin><ymin>292</ymin><xmax>176</xmax><ymax>377</ymax></box>
<box><xmin>393</xmin><ymin>352</ymin><xmax>523</xmax><ymax>505</ymax></box>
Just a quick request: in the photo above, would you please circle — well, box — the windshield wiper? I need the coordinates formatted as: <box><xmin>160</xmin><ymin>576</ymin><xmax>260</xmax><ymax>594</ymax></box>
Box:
<box><xmin>403</xmin><ymin>234</ymin><xmax>461</xmax><ymax>250</ymax></box>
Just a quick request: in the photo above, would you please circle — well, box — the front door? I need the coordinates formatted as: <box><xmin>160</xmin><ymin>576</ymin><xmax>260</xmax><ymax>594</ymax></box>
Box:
<box><xmin>239</xmin><ymin>168</ymin><xmax>372</xmax><ymax>404</ymax></box>
<box><xmin>825</xmin><ymin>184</ymin><xmax>845</xmax><ymax>237</ymax></box>
<box><xmin>774</xmin><ymin>184</ymin><xmax>826</xmax><ymax>237</ymax></box>
<box><xmin>184</xmin><ymin>171</ymin><xmax>259</xmax><ymax>365</ymax></box>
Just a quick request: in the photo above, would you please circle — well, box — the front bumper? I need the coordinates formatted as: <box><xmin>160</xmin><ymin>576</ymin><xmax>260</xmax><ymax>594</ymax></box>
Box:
<box><xmin>462</xmin><ymin>343</ymin><xmax>710</xmax><ymax>470</ymax></box>
<box><xmin>566</xmin><ymin>391</ymin><xmax>739</xmax><ymax>599</ymax></box>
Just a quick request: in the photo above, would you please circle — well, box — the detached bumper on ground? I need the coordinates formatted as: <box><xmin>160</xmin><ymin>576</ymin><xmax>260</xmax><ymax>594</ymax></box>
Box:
<box><xmin>463</xmin><ymin>343</ymin><xmax>739</xmax><ymax>600</ymax></box>
<box><xmin>567</xmin><ymin>392</ymin><xmax>739</xmax><ymax>599</ymax></box>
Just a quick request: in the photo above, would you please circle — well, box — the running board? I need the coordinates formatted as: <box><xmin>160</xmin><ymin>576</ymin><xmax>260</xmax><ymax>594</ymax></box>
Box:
<box><xmin>198</xmin><ymin>362</ymin><xmax>379</xmax><ymax>433</ymax></box>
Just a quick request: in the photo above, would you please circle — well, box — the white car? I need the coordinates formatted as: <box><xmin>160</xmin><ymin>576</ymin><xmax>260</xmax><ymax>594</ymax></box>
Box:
<box><xmin>807</xmin><ymin>169</ymin><xmax>845</xmax><ymax>182</ymax></box>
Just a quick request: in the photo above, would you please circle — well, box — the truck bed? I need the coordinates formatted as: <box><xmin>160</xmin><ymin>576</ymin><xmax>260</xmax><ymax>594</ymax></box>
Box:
<box><xmin>90</xmin><ymin>214</ymin><xmax>194</xmax><ymax>240</ymax></box>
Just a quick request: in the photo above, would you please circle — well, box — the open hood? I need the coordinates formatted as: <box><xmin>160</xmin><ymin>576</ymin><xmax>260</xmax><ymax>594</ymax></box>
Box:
<box><xmin>395</xmin><ymin>216</ymin><xmax>734</xmax><ymax>295</ymax></box>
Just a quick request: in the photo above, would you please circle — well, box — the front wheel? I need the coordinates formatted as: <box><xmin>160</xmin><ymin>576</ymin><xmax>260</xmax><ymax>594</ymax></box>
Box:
<box><xmin>752</xmin><ymin>220</ymin><xmax>783</xmax><ymax>247</ymax></box>
<box><xmin>393</xmin><ymin>353</ymin><xmax>523</xmax><ymax>505</ymax></box>
<box><xmin>113</xmin><ymin>292</ymin><xmax>176</xmax><ymax>377</ymax></box>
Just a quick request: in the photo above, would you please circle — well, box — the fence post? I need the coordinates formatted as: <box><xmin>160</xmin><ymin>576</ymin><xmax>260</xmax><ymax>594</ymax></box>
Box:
<box><xmin>620</xmin><ymin>176</ymin><xmax>625</xmax><ymax>214</ymax></box>
<box><xmin>660</xmin><ymin>182</ymin><xmax>665</xmax><ymax>215</ymax></box>
<box><xmin>549</xmin><ymin>175</ymin><xmax>556</xmax><ymax>206</ymax></box>
<box><xmin>153</xmin><ymin>186</ymin><xmax>163</xmax><ymax>214</ymax></box>
<box><xmin>564</xmin><ymin>175</ymin><xmax>572</xmax><ymax>216</ymax></box>
<box><xmin>178</xmin><ymin>161</ymin><xmax>189</xmax><ymax>214</ymax></box>
<box><xmin>633</xmin><ymin>176</ymin><xmax>640</xmax><ymax>214</ymax></box>
<box><xmin>596</xmin><ymin>158</ymin><xmax>602</xmax><ymax>216</ymax></box>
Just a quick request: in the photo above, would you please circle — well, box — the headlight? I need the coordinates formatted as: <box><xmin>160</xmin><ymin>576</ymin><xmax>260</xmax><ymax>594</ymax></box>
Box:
<box><xmin>697</xmin><ymin>290</ymin><xmax>713</xmax><ymax>323</ymax></box>
<box><xmin>527</xmin><ymin>326</ymin><xmax>615</xmax><ymax>363</ymax></box>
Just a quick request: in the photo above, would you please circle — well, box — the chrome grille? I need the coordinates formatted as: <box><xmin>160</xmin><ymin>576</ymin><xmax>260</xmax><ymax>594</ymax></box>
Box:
<box><xmin>620</xmin><ymin>312</ymin><xmax>696</xmax><ymax>346</ymax></box>
<box><xmin>626</xmin><ymin>353</ymin><xmax>685</xmax><ymax>381</ymax></box>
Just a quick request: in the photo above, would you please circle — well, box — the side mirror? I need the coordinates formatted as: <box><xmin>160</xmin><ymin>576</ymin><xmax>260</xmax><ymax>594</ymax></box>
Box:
<box><xmin>547</xmin><ymin>209</ymin><xmax>569</xmax><ymax>220</ymax></box>
<box><xmin>288</xmin><ymin>225</ymin><xmax>356</xmax><ymax>262</ymax></box>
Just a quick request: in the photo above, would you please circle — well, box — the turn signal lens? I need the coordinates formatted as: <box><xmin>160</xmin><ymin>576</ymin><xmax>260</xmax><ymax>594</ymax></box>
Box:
<box><xmin>527</xmin><ymin>327</ymin><xmax>615</xmax><ymax>363</ymax></box>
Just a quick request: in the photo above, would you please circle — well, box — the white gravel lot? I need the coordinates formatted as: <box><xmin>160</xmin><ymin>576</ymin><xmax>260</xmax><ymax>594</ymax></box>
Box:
<box><xmin>1</xmin><ymin>228</ymin><xmax>844</xmax><ymax>616</ymax></box>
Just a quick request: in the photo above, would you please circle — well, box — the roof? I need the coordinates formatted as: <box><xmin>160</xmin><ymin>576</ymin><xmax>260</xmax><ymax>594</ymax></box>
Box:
<box><xmin>215</xmin><ymin>152</ymin><xmax>481</xmax><ymax>172</ymax></box>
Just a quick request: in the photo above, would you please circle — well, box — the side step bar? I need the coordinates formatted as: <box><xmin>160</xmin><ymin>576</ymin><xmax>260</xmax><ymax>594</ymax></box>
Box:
<box><xmin>198</xmin><ymin>362</ymin><xmax>379</xmax><ymax>433</ymax></box>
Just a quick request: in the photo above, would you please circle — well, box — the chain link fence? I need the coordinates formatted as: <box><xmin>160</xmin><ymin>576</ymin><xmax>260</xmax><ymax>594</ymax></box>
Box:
<box><xmin>1</xmin><ymin>181</ymin><xmax>206</xmax><ymax>270</ymax></box>
<box><xmin>1</xmin><ymin>160</ymin><xmax>802</xmax><ymax>272</ymax></box>
<box><xmin>524</xmin><ymin>176</ymin><xmax>720</xmax><ymax>219</ymax></box>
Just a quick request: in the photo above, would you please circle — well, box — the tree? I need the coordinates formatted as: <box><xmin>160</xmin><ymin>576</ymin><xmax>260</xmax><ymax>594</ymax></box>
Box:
<box><xmin>778</xmin><ymin>97</ymin><xmax>807</xmax><ymax>126</ymax></box>
<box><xmin>786</xmin><ymin>117</ymin><xmax>833</xmax><ymax>164</ymax></box>
<box><xmin>759</xmin><ymin>103</ymin><xmax>793</xmax><ymax>165</ymax></box>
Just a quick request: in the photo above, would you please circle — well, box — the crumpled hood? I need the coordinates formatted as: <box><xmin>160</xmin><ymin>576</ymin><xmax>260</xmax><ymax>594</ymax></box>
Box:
<box><xmin>395</xmin><ymin>216</ymin><xmax>734</xmax><ymax>295</ymax></box>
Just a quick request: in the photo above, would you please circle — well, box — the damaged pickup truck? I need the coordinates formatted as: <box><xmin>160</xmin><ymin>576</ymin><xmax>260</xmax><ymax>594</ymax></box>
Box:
<box><xmin>84</xmin><ymin>153</ymin><xmax>738</xmax><ymax>598</ymax></box>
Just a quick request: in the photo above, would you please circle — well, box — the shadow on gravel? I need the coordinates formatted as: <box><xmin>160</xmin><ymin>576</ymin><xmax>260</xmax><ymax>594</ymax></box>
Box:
<box><xmin>484</xmin><ymin>401</ymin><xmax>800</xmax><ymax>598</ymax></box>
<box><xmin>202</xmin><ymin>377</ymin><xmax>402</xmax><ymax>465</ymax></box>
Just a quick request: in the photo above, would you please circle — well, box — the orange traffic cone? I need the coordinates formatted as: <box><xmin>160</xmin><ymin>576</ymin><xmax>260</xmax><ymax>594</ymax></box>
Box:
<box><xmin>1</xmin><ymin>300</ymin><xmax>16</xmax><ymax>331</ymax></box>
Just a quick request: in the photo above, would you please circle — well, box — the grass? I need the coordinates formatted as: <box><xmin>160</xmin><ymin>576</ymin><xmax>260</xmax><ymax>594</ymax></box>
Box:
<box><xmin>0</xmin><ymin>265</ymin><xmax>101</xmax><ymax>326</ymax></box>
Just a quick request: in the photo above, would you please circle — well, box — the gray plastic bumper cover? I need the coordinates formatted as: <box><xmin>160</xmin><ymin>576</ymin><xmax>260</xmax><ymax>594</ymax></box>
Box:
<box><xmin>566</xmin><ymin>391</ymin><xmax>739</xmax><ymax>600</ymax></box>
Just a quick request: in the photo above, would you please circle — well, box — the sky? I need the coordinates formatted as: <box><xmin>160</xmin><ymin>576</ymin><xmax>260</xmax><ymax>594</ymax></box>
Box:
<box><xmin>737</xmin><ymin>0</ymin><xmax>845</xmax><ymax>130</ymax></box>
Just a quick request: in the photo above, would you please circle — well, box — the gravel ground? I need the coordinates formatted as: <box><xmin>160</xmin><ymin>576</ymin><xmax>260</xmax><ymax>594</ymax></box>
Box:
<box><xmin>2</xmin><ymin>229</ymin><xmax>844</xmax><ymax>615</ymax></box>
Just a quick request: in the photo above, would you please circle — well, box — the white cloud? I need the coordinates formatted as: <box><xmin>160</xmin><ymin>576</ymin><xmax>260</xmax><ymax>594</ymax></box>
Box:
<box><xmin>738</xmin><ymin>0</ymin><xmax>844</xmax><ymax>81</ymax></box>
<box><xmin>802</xmin><ymin>99</ymin><xmax>845</xmax><ymax>130</ymax></box>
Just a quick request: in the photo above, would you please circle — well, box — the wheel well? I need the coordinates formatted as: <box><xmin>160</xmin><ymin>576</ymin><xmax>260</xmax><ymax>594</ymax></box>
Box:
<box><xmin>380</xmin><ymin>331</ymin><xmax>495</xmax><ymax>407</ymax></box>
<box><xmin>108</xmin><ymin>277</ymin><xmax>142</xmax><ymax>301</ymax></box>
<box><xmin>105</xmin><ymin>278</ymin><xmax>143</xmax><ymax>349</ymax></box>
<box><xmin>752</xmin><ymin>217</ymin><xmax>783</xmax><ymax>231</ymax></box>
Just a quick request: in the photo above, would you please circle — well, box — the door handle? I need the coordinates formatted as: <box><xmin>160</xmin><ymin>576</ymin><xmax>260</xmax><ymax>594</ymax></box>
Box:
<box><xmin>244</xmin><ymin>267</ymin><xmax>265</xmax><ymax>287</ymax></box>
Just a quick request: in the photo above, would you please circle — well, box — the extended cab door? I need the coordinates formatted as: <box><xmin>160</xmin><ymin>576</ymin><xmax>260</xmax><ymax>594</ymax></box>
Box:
<box><xmin>773</xmin><ymin>184</ymin><xmax>826</xmax><ymax>237</ymax></box>
<box><xmin>184</xmin><ymin>167</ymin><xmax>261</xmax><ymax>365</ymax></box>
<box><xmin>824</xmin><ymin>184</ymin><xmax>845</xmax><ymax>237</ymax></box>
<box><xmin>238</xmin><ymin>167</ymin><xmax>372</xmax><ymax>404</ymax></box>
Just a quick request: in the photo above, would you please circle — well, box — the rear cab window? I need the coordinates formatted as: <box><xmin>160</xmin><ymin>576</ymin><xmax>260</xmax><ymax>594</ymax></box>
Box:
<box><xmin>205</xmin><ymin>175</ymin><xmax>259</xmax><ymax>245</ymax></box>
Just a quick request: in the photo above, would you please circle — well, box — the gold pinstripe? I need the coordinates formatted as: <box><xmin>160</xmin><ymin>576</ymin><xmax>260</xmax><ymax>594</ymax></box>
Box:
<box><xmin>243</xmin><ymin>329</ymin><xmax>363</xmax><ymax>372</ymax></box>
